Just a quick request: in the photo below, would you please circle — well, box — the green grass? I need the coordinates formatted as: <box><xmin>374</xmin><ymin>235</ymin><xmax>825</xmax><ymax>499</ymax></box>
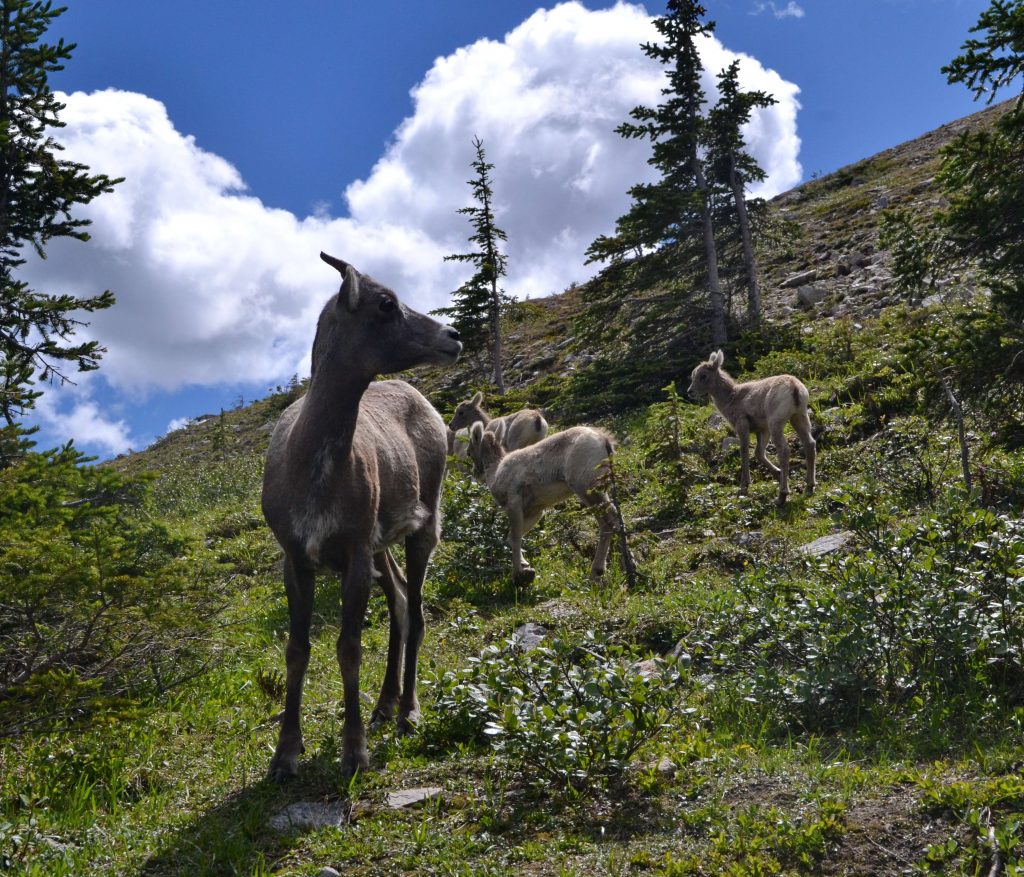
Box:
<box><xmin>3</xmin><ymin>286</ymin><xmax>1024</xmax><ymax>877</ymax></box>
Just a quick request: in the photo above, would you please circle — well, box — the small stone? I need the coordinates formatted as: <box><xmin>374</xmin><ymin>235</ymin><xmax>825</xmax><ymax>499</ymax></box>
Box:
<box><xmin>513</xmin><ymin>622</ymin><xmax>547</xmax><ymax>650</ymax></box>
<box><xmin>780</xmin><ymin>269</ymin><xmax>818</xmax><ymax>289</ymax></box>
<box><xmin>721</xmin><ymin>436</ymin><xmax>740</xmax><ymax>452</ymax></box>
<box><xmin>386</xmin><ymin>786</ymin><xmax>442</xmax><ymax>810</ymax></box>
<box><xmin>632</xmin><ymin>658</ymin><xmax>661</xmax><ymax>679</ymax></box>
<box><xmin>796</xmin><ymin>285</ymin><xmax>827</xmax><ymax>308</ymax></box>
<box><xmin>318</xmin><ymin>868</ymin><xmax>342</xmax><ymax>877</ymax></box>
<box><xmin>268</xmin><ymin>801</ymin><xmax>349</xmax><ymax>833</ymax></box>
<box><xmin>707</xmin><ymin>412</ymin><xmax>726</xmax><ymax>429</ymax></box>
<box><xmin>656</xmin><ymin>756</ymin><xmax>677</xmax><ymax>777</ymax></box>
<box><xmin>798</xmin><ymin>531</ymin><xmax>855</xmax><ymax>558</ymax></box>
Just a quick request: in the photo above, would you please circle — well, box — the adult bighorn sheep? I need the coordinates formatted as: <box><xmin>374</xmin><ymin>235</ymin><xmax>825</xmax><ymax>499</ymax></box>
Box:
<box><xmin>687</xmin><ymin>349</ymin><xmax>816</xmax><ymax>504</ymax></box>
<box><xmin>449</xmin><ymin>391</ymin><xmax>548</xmax><ymax>451</ymax></box>
<box><xmin>261</xmin><ymin>253</ymin><xmax>461</xmax><ymax>781</ymax></box>
<box><xmin>467</xmin><ymin>422</ymin><xmax>618</xmax><ymax>584</ymax></box>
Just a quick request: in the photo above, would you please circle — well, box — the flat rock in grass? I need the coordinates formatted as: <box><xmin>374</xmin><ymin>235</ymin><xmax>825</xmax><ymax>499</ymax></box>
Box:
<box><xmin>268</xmin><ymin>800</ymin><xmax>349</xmax><ymax>833</ymax></box>
<box><xmin>512</xmin><ymin>622</ymin><xmax>547</xmax><ymax>650</ymax></box>
<box><xmin>318</xmin><ymin>868</ymin><xmax>341</xmax><ymax>877</ymax></box>
<box><xmin>386</xmin><ymin>786</ymin><xmax>442</xmax><ymax>810</ymax></box>
<box><xmin>632</xmin><ymin>658</ymin><xmax>661</xmax><ymax>679</ymax></box>
<box><xmin>798</xmin><ymin>530</ymin><xmax>855</xmax><ymax>558</ymax></box>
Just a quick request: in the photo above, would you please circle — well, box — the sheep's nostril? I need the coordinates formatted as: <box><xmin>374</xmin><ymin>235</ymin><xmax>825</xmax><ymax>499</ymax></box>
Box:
<box><xmin>445</xmin><ymin>326</ymin><xmax>460</xmax><ymax>342</ymax></box>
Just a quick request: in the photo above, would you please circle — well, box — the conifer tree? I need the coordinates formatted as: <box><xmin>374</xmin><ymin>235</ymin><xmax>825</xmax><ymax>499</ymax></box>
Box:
<box><xmin>705</xmin><ymin>60</ymin><xmax>775</xmax><ymax>327</ymax></box>
<box><xmin>588</xmin><ymin>0</ymin><xmax>727</xmax><ymax>345</ymax></box>
<box><xmin>438</xmin><ymin>137</ymin><xmax>509</xmax><ymax>392</ymax></box>
<box><xmin>0</xmin><ymin>0</ymin><xmax>120</xmax><ymax>458</ymax></box>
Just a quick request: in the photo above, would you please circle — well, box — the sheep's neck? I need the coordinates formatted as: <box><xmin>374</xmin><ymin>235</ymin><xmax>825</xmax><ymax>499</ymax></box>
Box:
<box><xmin>299</xmin><ymin>368</ymin><xmax>371</xmax><ymax>468</ymax></box>
<box><xmin>708</xmin><ymin>371</ymin><xmax>740</xmax><ymax>409</ymax></box>
<box><xmin>481</xmin><ymin>447</ymin><xmax>505</xmax><ymax>484</ymax></box>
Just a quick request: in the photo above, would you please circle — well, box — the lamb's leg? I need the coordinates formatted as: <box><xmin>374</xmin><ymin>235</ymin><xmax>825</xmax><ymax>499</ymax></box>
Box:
<box><xmin>582</xmin><ymin>491</ymin><xmax>615</xmax><ymax>579</ymax></box>
<box><xmin>337</xmin><ymin>547</ymin><xmax>374</xmax><ymax>778</ymax></box>
<box><xmin>397</xmin><ymin>525</ymin><xmax>438</xmax><ymax>734</ymax></box>
<box><xmin>506</xmin><ymin>501</ymin><xmax>535</xmax><ymax>584</ymax></box>
<box><xmin>736</xmin><ymin>423</ymin><xmax>752</xmax><ymax>493</ymax></box>
<box><xmin>755</xmin><ymin>430</ymin><xmax>781</xmax><ymax>477</ymax></box>
<box><xmin>791</xmin><ymin>410</ymin><xmax>817</xmax><ymax>494</ymax></box>
<box><xmin>770</xmin><ymin>422</ymin><xmax>791</xmax><ymax>504</ymax></box>
<box><xmin>268</xmin><ymin>555</ymin><xmax>315</xmax><ymax>782</ymax></box>
<box><xmin>369</xmin><ymin>549</ymin><xmax>407</xmax><ymax>729</ymax></box>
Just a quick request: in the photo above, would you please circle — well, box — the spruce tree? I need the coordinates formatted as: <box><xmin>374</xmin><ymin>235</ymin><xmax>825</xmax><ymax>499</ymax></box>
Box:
<box><xmin>438</xmin><ymin>137</ymin><xmax>509</xmax><ymax>393</ymax></box>
<box><xmin>0</xmin><ymin>0</ymin><xmax>120</xmax><ymax>458</ymax></box>
<box><xmin>705</xmin><ymin>60</ymin><xmax>775</xmax><ymax>327</ymax></box>
<box><xmin>588</xmin><ymin>0</ymin><xmax>727</xmax><ymax>346</ymax></box>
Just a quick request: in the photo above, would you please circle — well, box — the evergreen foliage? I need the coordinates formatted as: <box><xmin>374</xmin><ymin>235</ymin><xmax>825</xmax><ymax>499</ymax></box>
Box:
<box><xmin>886</xmin><ymin>0</ymin><xmax>1024</xmax><ymax>317</ymax></box>
<box><xmin>585</xmin><ymin>0</ymin><xmax>726</xmax><ymax>346</ymax></box>
<box><xmin>705</xmin><ymin>60</ymin><xmax>776</xmax><ymax>326</ymax></box>
<box><xmin>0</xmin><ymin>0</ymin><xmax>120</xmax><ymax>459</ymax></box>
<box><xmin>436</xmin><ymin>137</ymin><xmax>510</xmax><ymax>391</ymax></box>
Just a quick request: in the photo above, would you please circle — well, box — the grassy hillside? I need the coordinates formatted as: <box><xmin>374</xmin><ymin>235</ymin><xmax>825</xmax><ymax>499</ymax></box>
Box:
<box><xmin>2</xmin><ymin>102</ymin><xmax>1024</xmax><ymax>877</ymax></box>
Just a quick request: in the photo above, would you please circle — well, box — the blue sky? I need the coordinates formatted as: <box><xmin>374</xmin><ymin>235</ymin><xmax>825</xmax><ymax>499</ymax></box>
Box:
<box><xmin>22</xmin><ymin>0</ymin><xmax>990</xmax><ymax>459</ymax></box>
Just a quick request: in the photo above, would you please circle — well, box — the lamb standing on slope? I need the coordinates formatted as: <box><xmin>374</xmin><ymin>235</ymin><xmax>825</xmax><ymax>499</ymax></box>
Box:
<box><xmin>449</xmin><ymin>391</ymin><xmax>548</xmax><ymax>451</ymax></box>
<box><xmin>688</xmin><ymin>349</ymin><xmax>816</xmax><ymax>504</ymax></box>
<box><xmin>467</xmin><ymin>422</ymin><xmax>617</xmax><ymax>584</ymax></box>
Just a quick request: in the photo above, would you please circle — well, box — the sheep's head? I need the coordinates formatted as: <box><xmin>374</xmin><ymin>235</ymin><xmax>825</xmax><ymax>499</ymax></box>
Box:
<box><xmin>468</xmin><ymin>420</ymin><xmax>502</xmax><ymax>480</ymax></box>
<box><xmin>687</xmin><ymin>349</ymin><xmax>725</xmax><ymax>399</ymax></box>
<box><xmin>449</xmin><ymin>390</ymin><xmax>485</xmax><ymax>431</ymax></box>
<box><xmin>312</xmin><ymin>253</ymin><xmax>461</xmax><ymax>378</ymax></box>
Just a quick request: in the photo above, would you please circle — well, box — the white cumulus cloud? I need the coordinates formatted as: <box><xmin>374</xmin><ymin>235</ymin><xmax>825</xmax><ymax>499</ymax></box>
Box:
<box><xmin>19</xmin><ymin>1</ymin><xmax>802</xmax><ymax>403</ymax></box>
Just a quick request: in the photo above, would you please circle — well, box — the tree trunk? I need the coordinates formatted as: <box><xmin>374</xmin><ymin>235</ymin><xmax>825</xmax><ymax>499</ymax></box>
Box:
<box><xmin>489</xmin><ymin>280</ymin><xmax>505</xmax><ymax>394</ymax></box>
<box><xmin>730</xmin><ymin>162</ymin><xmax>761</xmax><ymax>327</ymax></box>
<box><xmin>693</xmin><ymin>151</ymin><xmax>727</xmax><ymax>346</ymax></box>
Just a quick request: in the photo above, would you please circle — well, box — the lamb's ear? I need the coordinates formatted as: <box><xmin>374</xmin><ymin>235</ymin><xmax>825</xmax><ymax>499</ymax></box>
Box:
<box><xmin>470</xmin><ymin>421</ymin><xmax>485</xmax><ymax>442</ymax></box>
<box><xmin>472</xmin><ymin>390</ymin><xmax>484</xmax><ymax>405</ymax></box>
<box><xmin>711</xmin><ymin>349</ymin><xmax>725</xmax><ymax>368</ymax></box>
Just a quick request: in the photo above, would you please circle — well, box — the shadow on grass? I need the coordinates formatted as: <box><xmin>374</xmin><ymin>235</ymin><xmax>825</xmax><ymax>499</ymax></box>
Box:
<box><xmin>139</xmin><ymin>751</ymin><xmax>353</xmax><ymax>877</ymax></box>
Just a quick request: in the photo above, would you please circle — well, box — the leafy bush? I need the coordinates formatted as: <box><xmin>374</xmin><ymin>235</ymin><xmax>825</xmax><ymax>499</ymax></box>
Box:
<box><xmin>700</xmin><ymin>488</ymin><xmax>1024</xmax><ymax>732</ymax></box>
<box><xmin>427</xmin><ymin>631</ymin><xmax>687</xmax><ymax>797</ymax></box>
<box><xmin>431</xmin><ymin>470</ymin><xmax>512</xmax><ymax>591</ymax></box>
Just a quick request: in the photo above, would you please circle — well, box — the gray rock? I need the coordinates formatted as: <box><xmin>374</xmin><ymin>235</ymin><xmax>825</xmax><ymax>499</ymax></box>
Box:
<box><xmin>707</xmin><ymin>412</ymin><xmax>726</xmax><ymax>429</ymax></box>
<box><xmin>632</xmin><ymin>658</ymin><xmax>661</xmax><ymax>679</ymax></box>
<box><xmin>656</xmin><ymin>755</ymin><xmax>677</xmax><ymax>776</ymax></box>
<box><xmin>721</xmin><ymin>436</ymin><xmax>740</xmax><ymax>452</ymax></box>
<box><xmin>781</xmin><ymin>269</ymin><xmax>818</xmax><ymax>289</ymax></box>
<box><xmin>268</xmin><ymin>801</ymin><xmax>349</xmax><ymax>833</ymax></box>
<box><xmin>796</xmin><ymin>285</ymin><xmax>827</xmax><ymax>308</ymax></box>
<box><xmin>386</xmin><ymin>786</ymin><xmax>442</xmax><ymax>809</ymax></box>
<box><xmin>513</xmin><ymin>622</ymin><xmax>547</xmax><ymax>650</ymax></box>
<box><xmin>318</xmin><ymin>868</ymin><xmax>342</xmax><ymax>877</ymax></box>
<box><xmin>798</xmin><ymin>531</ymin><xmax>855</xmax><ymax>558</ymax></box>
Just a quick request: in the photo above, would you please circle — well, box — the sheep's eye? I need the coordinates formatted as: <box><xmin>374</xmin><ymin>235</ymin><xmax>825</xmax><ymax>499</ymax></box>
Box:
<box><xmin>379</xmin><ymin>296</ymin><xmax>397</xmax><ymax>313</ymax></box>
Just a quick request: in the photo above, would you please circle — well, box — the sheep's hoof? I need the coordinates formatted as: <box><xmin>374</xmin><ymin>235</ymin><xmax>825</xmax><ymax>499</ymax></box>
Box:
<box><xmin>804</xmin><ymin>483</ymin><xmax>816</xmax><ymax>496</ymax></box>
<box><xmin>514</xmin><ymin>566</ymin><xmax>536</xmax><ymax>586</ymax></box>
<box><xmin>776</xmin><ymin>492</ymin><xmax>789</xmax><ymax>507</ymax></box>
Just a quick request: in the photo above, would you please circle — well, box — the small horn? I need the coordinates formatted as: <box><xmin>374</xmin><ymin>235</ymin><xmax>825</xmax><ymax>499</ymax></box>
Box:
<box><xmin>320</xmin><ymin>251</ymin><xmax>349</xmax><ymax>273</ymax></box>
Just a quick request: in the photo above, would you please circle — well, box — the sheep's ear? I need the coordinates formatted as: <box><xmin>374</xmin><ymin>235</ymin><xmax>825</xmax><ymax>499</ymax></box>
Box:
<box><xmin>322</xmin><ymin>252</ymin><xmax>361</xmax><ymax>312</ymax></box>
<box><xmin>711</xmin><ymin>349</ymin><xmax>724</xmax><ymax>368</ymax></box>
<box><xmin>470</xmin><ymin>421</ymin><xmax>484</xmax><ymax>442</ymax></box>
<box><xmin>472</xmin><ymin>391</ymin><xmax>483</xmax><ymax>405</ymax></box>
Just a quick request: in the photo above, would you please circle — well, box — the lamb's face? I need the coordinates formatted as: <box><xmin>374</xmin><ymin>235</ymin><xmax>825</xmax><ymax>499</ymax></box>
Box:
<box><xmin>687</xmin><ymin>363</ymin><xmax>715</xmax><ymax>399</ymax></box>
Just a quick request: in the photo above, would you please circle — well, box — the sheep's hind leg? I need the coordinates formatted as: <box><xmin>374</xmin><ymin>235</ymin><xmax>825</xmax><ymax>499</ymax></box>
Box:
<box><xmin>369</xmin><ymin>549</ymin><xmax>407</xmax><ymax>730</ymax></box>
<box><xmin>507</xmin><ymin>502</ymin><xmax>536</xmax><ymax>585</ymax></box>
<box><xmin>736</xmin><ymin>424</ymin><xmax>752</xmax><ymax>494</ymax></box>
<box><xmin>770</xmin><ymin>423</ymin><xmax>791</xmax><ymax>504</ymax></box>
<box><xmin>397</xmin><ymin>525</ymin><xmax>438</xmax><ymax>735</ymax></box>
<box><xmin>755</xmin><ymin>430</ymin><xmax>781</xmax><ymax>478</ymax></box>
<box><xmin>791</xmin><ymin>411</ymin><xmax>817</xmax><ymax>494</ymax></box>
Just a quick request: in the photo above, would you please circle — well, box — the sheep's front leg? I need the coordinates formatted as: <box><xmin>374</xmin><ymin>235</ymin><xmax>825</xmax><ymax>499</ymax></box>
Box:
<box><xmin>338</xmin><ymin>548</ymin><xmax>374</xmax><ymax>779</ymax></box>
<box><xmin>268</xmin><ymin>555</ymin><xmax>314</xmax><ymax>782</ymax></box>
<box><xmin>506</xmin><ymin>501</ymin><xmax>535</xmax><ymax>584</ymax></box>
<box><xmin>369</xmin><ymin>549</ymin><xmax>407</xmax><ymax>730</ymax></box>
<box><xmin>736</xmin><ymin>423</ymin><xmax>752</xmax><ymax>494</ymax></box>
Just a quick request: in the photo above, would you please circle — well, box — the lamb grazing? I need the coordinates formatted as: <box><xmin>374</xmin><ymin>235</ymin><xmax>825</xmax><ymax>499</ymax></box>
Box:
<box><xmin>687</xmin><ymin>349</ymin><xmax>816</xmax><ymax>504</ymax></box>
<box><xmin>468</xmin><ymin>422</ymin><xmax>617</xmax><ymax>584</ymax></box>
<box><xmin>449</xmin><ymin>390</ymin><xmax>548</xmax><ymax>451</ymax></box>
<box><xmin>261</xmin><ymin>253</ymin><xmax>461</xmax><ymax>781</ymax></box>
